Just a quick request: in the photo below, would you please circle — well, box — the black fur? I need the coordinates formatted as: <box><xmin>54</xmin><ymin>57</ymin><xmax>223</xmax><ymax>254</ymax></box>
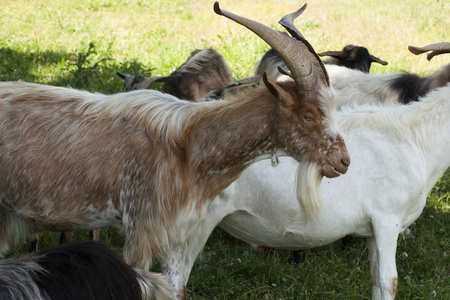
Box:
<box><xmin>388</xmin><ymin>74</ymin><xmax>428</xmax><ymax>104</ymax></box>
<box><xmin>0</xmin><ymin>242</ymin><xmax>144</xmax><ymax>300</ymax></box>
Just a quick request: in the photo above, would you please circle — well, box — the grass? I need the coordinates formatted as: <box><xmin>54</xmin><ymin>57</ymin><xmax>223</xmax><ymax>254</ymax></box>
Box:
<box><xmin>0</xmin><ymin>0</ymin><xmax>449</xmax><ymax>299</ymax></box>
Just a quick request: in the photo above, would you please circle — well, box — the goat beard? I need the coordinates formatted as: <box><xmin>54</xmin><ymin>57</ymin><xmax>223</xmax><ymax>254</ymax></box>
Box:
<box><xmin>295</xmin><ymin>159</ymin><xmax>323</xmax><ymax>222</ymax></box>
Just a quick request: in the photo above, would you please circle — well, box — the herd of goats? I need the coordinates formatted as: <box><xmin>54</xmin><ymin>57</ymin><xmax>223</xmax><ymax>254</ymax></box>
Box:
<box><xmin>0</xmin><ymin>2</ymin><xmax>449</xmax><ymax>300</ymax></box>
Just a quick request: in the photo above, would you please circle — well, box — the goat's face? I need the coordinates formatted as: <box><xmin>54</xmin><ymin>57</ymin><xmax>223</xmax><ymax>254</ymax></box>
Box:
<box><xmin>342</xmin><ymin>45</ymin><xmax>372</xmax><ymax>73</ymax></box>
<box><xmin>265</xmin><ymin>76</ymin><xmax>349</xmax><ymax>178</ymax></box>
<box><xmin>214</xmin><ymin>2</ymin><xmax>350</xmax><ymax>178</ymax></box>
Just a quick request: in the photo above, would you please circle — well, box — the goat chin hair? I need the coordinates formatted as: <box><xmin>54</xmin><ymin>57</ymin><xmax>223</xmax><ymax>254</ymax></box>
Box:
<box><xmin>295</xmin><ymin>159</ymin><xmax>323</xmax><ymax>221</ymax></box>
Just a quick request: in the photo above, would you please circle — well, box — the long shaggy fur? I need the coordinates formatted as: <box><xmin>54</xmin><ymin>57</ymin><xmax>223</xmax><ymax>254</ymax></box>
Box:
<box><xmin>0</xmin><ymin>242</ymin><xmax>174</xmax><ymax>300</ymax></box>
<box><xmin>0</xmin><ymin>50</ymin><xmax>347</xmax><ymax>298</ymax></box>
<box><xmin>295</xmin><ymin>159</ymin><xmax>323</xmax><ymax>221</ymax></box>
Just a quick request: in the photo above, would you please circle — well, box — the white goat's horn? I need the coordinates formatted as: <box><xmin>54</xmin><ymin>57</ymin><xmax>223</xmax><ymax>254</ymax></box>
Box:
<box><xmin>408</xmin><ymin>42</ymin><xmax>450</xmax><ymax>61</ymax></box>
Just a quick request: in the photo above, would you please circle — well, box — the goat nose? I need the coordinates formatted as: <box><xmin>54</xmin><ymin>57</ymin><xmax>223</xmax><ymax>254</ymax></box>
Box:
<box><xmin>341</xmin><ymin>157</ymin><xmax>350</xmax><ymax>168</ymax></box>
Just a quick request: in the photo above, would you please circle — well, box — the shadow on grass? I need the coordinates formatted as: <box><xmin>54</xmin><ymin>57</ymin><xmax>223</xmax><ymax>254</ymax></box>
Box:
<box><xmin>0</xmin><ymin>46</ymin><xmax>152</xmax><ymax>94</ymax></box>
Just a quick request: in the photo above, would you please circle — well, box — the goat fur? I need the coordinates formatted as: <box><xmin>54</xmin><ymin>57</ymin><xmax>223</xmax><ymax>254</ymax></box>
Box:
<box><xmin>217</xmin><ymin>84</ymin><xmax>450</xmax><ymax>300</ymax></box>
<box><xmin>0</xmin><ymin>241</ymin><xmax>174</xmax><ymax>300</ymax></box>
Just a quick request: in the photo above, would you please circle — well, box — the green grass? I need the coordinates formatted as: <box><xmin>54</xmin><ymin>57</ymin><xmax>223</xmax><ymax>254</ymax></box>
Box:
<box><xmin>1</xmin><ymin>0</ymin><xmax>449</xmax><ymax>299</ymax></box>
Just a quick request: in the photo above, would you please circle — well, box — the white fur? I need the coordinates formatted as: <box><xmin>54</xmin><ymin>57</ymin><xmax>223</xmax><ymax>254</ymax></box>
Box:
<box><xmin>217</xmin><ymin>84</ymin><xmax>450</xmax><ymax>300</ymax></box>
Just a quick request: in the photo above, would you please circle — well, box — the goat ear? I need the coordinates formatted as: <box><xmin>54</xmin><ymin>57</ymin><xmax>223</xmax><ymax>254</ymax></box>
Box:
<box><xmin>262</xmin><ymin>72</ymin><xmax>294</xmax><ymax>110</ymax></box>
<box><xmin>370</xmin><ymin>55</ymin><xmax>388</xmax><ymax>66</ymax></box>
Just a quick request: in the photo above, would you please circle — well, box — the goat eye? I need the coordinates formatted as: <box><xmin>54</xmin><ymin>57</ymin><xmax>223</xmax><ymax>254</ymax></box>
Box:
<box><xmin>304</xmin><ymin>116</ymin><xmax>314</xmax><ymax>122</ymax></box>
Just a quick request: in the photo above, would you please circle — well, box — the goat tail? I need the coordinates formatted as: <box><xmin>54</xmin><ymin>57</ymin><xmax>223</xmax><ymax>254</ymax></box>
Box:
<box><xmin>134</xmin><ymin>268</ymin><xmax>176</xmax><ymax>300</ymax></box>
<box><xmin>295</xmin><ymin>159</ymin><xmax>323</xmax><ymax>221</ymax></box>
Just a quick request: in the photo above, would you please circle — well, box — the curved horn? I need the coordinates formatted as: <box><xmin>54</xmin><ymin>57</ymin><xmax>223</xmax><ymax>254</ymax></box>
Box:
<box><xmin>116</xmin><ymin>71</ymin><xmax>135</xmax><ymax>88</ymax></box>
<box><xmin>132</xmin><ymin>76</ymin><xmax>169</xmax><ymax>90</ymax></box>
<box><xmin>225</xmin><ymin>75</ymin><xmax>261</xmax><ymax>88</ymax></box>
<box><xmin>408</xmin><ymin>42</ymin><xmax>450</xmax><ymax>61</ymax></box>
<box><xmin>214</xmin><ymin>2</ymin><xmax>329</xmax><ymax>92</ymax></box>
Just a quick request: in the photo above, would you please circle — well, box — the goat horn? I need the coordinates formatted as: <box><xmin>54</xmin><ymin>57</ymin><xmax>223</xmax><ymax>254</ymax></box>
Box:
<box><xmin>226</xmin><ymin>76</ymin><xmax>261</xmax><ymax>88</ymax></box>
<box><xmin>132</xmin><ymin>76</ymin><xmax>169</xmax><ymax>90</ymax></box>
<box><xmin>116</xmin><ymin>72</ymin><xmax>135</xmax><ymax>88</ymax></box>
<box><xmin>408</xmin><ymin>42</ymin><xmax>450</xmax><ymax>61</ymax></box>
<box><xmin>214</xmin><ymin>2</ymin><xmax>329</xmax><ymax>92</ymax></box>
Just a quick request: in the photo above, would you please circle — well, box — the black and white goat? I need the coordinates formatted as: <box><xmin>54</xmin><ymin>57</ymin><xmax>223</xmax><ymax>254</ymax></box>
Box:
<box><xmin>256</xmin><ymin>42</ymin><xmax>450</xmax><ymax>107</ymax></box>
<box><xmin>327</xmin><ymin>42</ymin><xmax>450</xmax><ymax>106</ymax></box>
<box><xmin>117</xmin><ymin>47</ymin><xmax>233</xmax><ymax>101</ymax></box>
<box><xmin>0</xmin><ymin>242</ymin><xmax>174</xmax><ymax>300</ymax></box>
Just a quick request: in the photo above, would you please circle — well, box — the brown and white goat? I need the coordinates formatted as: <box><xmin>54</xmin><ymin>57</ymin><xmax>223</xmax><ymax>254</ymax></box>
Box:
<box><xmin>0</xmin><ymin>2</ymin><xmax>349</xmax><ymax>299</ymax></box>
<box><xmin>117</xmin><ymin>47</ymin><xmax>233</xmax><ymax>101</ymax></box>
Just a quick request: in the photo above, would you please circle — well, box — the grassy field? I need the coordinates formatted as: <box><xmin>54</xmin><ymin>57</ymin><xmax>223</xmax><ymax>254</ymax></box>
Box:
<box><xmin>1</xmin><ymin>0</ymin><xmax>449</xmax><ymax>299</ymax></box>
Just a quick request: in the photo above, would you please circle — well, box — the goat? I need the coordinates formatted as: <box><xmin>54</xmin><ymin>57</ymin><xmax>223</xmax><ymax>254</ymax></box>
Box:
<box><xmin>255</xmin><ymin>45</ymin><xmax>387</xmax><ymax>79</ymax></box>
<box><xmin>211</xmin><ymin>44</ymin><xmax>387</xmax><ymax>101</ymax></box>
<box><xmin>0</xmin><ymin>241</ymin><xmax>174</xmax><ymax>300</ymax></box>
<box><xmin>216</xmin><ymin>84</ymin><xmax>450</xmax><ymax>300</ymax></box>
<box><xmin>256</xmin><ymin>42</ymin><xmax>450</xmax><ymax>107</ymax></box>
<box><xmin>117</xmin><ymin>47</ymin><xmax>233</xmax><ymax>101</ymax></box>
<box><xmin>0</xmin><ymin>3</ymin><xmax>349</xmax><ymax>299</ymax></box>
<box><xmin>318</xmin><ymin>44</ymin><xmax>388</xmax><ymax>73</ymax></box>
<box><xmin>327</xmin><ymin>42</ymin><xmax>450</xmax><ymax>107</ymax></box>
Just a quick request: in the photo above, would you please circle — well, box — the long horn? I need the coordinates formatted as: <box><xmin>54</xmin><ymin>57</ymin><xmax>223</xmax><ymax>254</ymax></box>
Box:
<box><xmin>214</xmin><ymin>2</ymin><xmax>329</xmax><ymax>92</ymax></box>
<box><xmin>132</xmin><ymin>76</ymin><xmax>169</xmax><ymax>90</ymax></box>
<box><xmin>116</xmin><ymin>71</ymin><xmax>135</xmax><ymax>89</ymax></box>
<box><xmin>226</xmin><ymin>75</ymin><xmax>261</xmax><ymax>88</ymax></box>
<box><xmin>408</xmin><ymin>42</ymin><xmax>450</xmax><ymax>61</ymax></box>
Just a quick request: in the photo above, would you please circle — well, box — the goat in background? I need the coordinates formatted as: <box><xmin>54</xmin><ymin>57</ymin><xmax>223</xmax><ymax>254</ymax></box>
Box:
<box><xmin>117</xmin><ymin>47</ymin><xmax>233</xmax><ymax>101</ymax></box>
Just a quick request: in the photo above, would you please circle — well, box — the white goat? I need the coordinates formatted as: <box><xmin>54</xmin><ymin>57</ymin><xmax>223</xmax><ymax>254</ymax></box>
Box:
<box><xmin>215</xmin><ymin>84</ymin><xmax>450</xmax><ymax>300</ymax></box>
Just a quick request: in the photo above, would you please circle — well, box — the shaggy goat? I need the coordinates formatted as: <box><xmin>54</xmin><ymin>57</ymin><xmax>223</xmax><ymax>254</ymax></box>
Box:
<box><xmin>117</xmin><ymin>47</ymin><xmax>233</xmax><ymax>101</ymax></box>
<box><xmin>0</xmin><ymin>241</ymin><xmax>174</xmax><ymax>300</ymax></box>
<box><xmin>0</xmin><ymin>2</ymin><xmax>349</xmax><ymax>299</ymax></box>
<box><xmin>216</xmin><ymin>84</ymin><xmax>450</xmax><ymax>300</ymax></box>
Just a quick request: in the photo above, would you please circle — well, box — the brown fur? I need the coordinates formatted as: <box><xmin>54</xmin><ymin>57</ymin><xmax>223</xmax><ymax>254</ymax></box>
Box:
<box><xmin>0</xmin><ymin>70</ymin><xmax>346</xmax><ymax>298</ymax></box>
